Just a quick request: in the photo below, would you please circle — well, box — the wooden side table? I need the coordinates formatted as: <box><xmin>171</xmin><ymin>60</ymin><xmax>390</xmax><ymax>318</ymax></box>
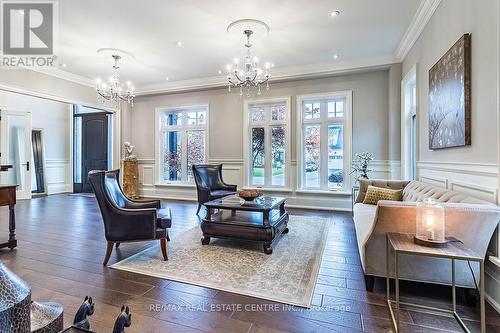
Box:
<box><xmin>386</xmin><ymin>232</ymin><xmax>485</xmax><ymax>333</ymax></box>
<box><xmin>0</xmin><ymin>185</ymin><xmax>17</xmax><ymax>250</ymax></box>
<box><xmin>123</xmin><ymin>159</ymin><xmax>139</xmax><ymax>199</ymax></box>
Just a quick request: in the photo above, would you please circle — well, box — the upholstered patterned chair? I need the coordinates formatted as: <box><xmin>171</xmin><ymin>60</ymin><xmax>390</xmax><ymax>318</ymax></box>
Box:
<box><xmin>192</xmin><ymin>164</ymin><xmax>237</xmax><ymax>215</ymax></box>
<box><xmin>88</xmin><ymin>169</ymin><xmax>172</xmax><ymax>265</ymax></box>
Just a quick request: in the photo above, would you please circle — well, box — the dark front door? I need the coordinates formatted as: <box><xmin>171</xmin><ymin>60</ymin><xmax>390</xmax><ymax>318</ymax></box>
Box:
<box><xmin>81</xmin><ymin>113</ymin><xmax>109</xmax><ymax>192</ymax></box>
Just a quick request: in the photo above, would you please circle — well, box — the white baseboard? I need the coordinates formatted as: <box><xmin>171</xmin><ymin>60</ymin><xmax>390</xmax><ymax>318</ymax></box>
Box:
<box><xmin>47</xmin><ymin>183</ymin><xmax>72</xmax><ymax>194</ymax></box>
<box><xmin>486</xmin><ymin>293</ymin><xmax>500</xmax><ymax>314</ymax></box>
<box><xmin>486</xmin><ymin>261</ymin><xmax>500</xmax><ymax>313</ymax></box>
<box><xmin>284</xmin><ymin>204</ymin><xmax>351</xmax><ymax>212</ymax></box>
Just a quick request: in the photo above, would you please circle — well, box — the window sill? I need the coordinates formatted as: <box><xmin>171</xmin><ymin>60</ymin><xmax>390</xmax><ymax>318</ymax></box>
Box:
<box><xmin>154</xmin><ymin>182</ymin><xmax>196</xmax><ymax>188</ymax></box>
<box><xmin>295</xmin><ymin>189</ymin><xmax>351</xmax><ymax>195</ymax></box>
<box><xmin>242</xmin><ymin>187</ymin><xmax>293</xmax><ymax>193</ymax></box>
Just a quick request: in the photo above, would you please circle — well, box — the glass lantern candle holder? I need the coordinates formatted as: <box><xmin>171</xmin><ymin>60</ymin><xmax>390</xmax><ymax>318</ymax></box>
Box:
<box><xmin>414</xmin><ymin>198</ymin><xmax>448</xmax><ymax>247</ymax></box>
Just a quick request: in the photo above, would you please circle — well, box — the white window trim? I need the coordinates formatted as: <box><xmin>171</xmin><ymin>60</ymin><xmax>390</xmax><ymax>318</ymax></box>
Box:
<box><xmin>401</xmin><ymin>64</ymin><xmax>418</xmax><ymax>180</ymax></box>
<box><xmin>243</xmin><ymin>96</ymin><xmax>291</xmax><ymax>189</ymax></box>
<box><xmin>154</xmin><ymin>104</ymin><xmax>210</xmax><ymax>186</ymax></box>
<box><xmin>296</xmin><ymin>91</ymin><xmax>353</xmax><ymax>192</ymax></box>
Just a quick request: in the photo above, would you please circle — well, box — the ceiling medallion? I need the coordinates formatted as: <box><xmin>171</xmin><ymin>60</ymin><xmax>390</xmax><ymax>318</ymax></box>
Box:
<box><xmin>225</xmin><ymin>19</ymin><xmax>272</xmax><ymax>97</ymax></box>
<box><xmin>95</xmin><ymin>48</ymin><xmax>136</xmax><ymax>107</ymax></box>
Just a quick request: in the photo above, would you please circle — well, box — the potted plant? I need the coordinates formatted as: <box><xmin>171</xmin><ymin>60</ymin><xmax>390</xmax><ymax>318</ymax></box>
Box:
<box><xmin>350</xmin><ymin>152</ymin><xmax>373</xmax><ymax>184</ymax></box>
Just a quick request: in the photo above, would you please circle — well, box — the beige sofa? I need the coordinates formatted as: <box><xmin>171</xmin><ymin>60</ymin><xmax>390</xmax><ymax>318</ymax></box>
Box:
<box><xmin>353</xmin><ymin>179</ymin><xmax>500</xmax><ymax>292</ymax></box>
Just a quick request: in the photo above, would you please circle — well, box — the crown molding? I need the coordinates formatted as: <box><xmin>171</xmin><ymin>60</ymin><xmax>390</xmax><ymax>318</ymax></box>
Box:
<box><xmin>394</xmin><ymin>0</ymin><xmax>442</xmax><ymax>61</ymax></box>
<box><xmin>28</xmin><ymin>67</ymin><xmax>95</xmax><ymax>88</ymax></box>
<box><xmin>135</xmin><ymin>55</ymin><xmax>399</xmax><ymax>96</ymax></box>
<box><xmin>21</xmin><ymin>55</ymin><xmax>400</xmax><ymax>96</ymax></box>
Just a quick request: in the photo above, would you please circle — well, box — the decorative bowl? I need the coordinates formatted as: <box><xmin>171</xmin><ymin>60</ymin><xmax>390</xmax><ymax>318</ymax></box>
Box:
<box><xmin>238</xmin><ymin>190</ymin><xmax>262</xmax><ymax>201</ymax></box>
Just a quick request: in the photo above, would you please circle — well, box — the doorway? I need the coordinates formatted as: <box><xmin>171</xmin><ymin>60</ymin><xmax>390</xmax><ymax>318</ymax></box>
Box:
<box><xmin>31</xmin><ymin>129</ymin><xmax>45</xmax><ymax>194</ymax></box>
<box><xmin>0</xmin><ymin>110</ymin><xmax>33</xmax><ymax>199</ymax></box>
<box><xmin>73</xmin><ymin>106</ymin><xmax>113</xmax><ymax>193</ymax></box>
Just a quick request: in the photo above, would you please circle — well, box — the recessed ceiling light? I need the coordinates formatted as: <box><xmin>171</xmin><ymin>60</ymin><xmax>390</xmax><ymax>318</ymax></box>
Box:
<box><xmin>61</xmin><ymin>63</ymin><xmax>67</xmax><ymax>68</ymax></box>
<box><xmin>165</xmin><ymin>77</ymin><xmax>170</xmax><ymax>81</ymax></box>
<box><xmin>333</xmin><ymin>54</ymin><xmax>339</xmax><ymax>59</ymax></box>
<box><xmin>329</xmin><ymin>10</ymin><xmax>341</xmax><ymax>17</ymax></box>
<box><xmin>218</xmin><ymin>70</ymin><xmax>222</xmax><ymax>74</ymax></box>
<box><xmin>175</xmin><ymin>41</ymin><xmax>182</xmax><ymax>47</ymax></box>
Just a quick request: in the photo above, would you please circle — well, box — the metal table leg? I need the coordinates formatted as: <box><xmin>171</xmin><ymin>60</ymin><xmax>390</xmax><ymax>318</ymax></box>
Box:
<box><xmin>395</xmin><ymin>251</ymin><xmax>400</xmax><ymax>332</ymax></box>
<box><xmin>480</xmin><ymin>260</ymin><xmax>485</xmax><ymax>333</ymax></box>
<box><xmin>386</xmin><ymin>235</ymin><xmax>390</xmax><ymax>300</ymax></box>
<box><xmin>452</xmin><ymin>259</ymin><xmax>456</xmax><ymax>313</ymax></box>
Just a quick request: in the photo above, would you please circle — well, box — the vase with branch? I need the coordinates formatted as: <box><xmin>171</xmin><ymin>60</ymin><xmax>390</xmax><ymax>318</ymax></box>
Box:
<box><xmin>350</xmin><ymin>152</ymin><xmax>373</xmax><ymax>184</ymax></box>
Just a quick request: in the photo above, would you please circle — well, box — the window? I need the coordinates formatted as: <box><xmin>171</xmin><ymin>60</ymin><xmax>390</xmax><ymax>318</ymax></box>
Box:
<box><xmin>298</xmin><ymin>91</ymin><xmax>352</xmax><ymax>191</ymax></box>
<box><xmin>155</xmin><ymin>105</ymin><xmax>208</xmax><ymax>184</ymax></box>
<box><xmin>402</xmin><ymin>66</ymin><xmax>417</xmax><ymax>180</ymax></box>
<box><xmin>244</xmin><ymin>98</ymin><xmax>290</xmax><ymax>188</ymax></box>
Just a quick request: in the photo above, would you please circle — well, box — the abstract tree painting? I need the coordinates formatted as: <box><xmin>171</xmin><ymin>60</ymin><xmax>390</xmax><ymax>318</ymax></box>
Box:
<box><xmin>428</xmin><ymin>34</ymin><xmax>471</xmax><ymax>150</ymax></box>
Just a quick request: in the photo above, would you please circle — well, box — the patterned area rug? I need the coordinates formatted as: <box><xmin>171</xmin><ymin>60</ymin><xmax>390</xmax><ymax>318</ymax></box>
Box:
<box><xmin>111</xmin><ymin>216</ymin><xmax>329</xmax><ymax>307</ymax></box>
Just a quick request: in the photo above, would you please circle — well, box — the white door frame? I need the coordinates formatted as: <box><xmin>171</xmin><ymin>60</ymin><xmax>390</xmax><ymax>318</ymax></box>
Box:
<box><xmin>401</xmin><ymin>64</ymin><xmax>418</xmax><ymax>180</ymax></box>
<box><xmin>0</xmin><ymin>110</ymin><xmax>33</xmax><ymax>199</ymax></box>
<box><xmin>0</xmin><ymin>84</ymin><xmax>121</xmax><ymax>196</ymax></box>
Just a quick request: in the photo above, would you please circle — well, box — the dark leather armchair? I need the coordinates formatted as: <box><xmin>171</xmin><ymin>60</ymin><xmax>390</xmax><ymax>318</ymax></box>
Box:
<box><xmin>192</xmin><ymin>164</ymin><xmax>237</xmax><ymax>215</ymax></box>
<box><xmin>88</xmin><ymin>169</ymin><xmax>172</xmax><ymax>266</ymax></box>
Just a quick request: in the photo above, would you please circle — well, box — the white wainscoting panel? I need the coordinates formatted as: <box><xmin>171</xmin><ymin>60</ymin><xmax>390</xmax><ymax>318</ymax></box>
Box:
<box><xmin>45</xmin><ymin>159</ymin><xmax>71</xmax><ymax>194</ymax></box>
<box><xmin>417</xmin><ymin>160</ymin><xmax>500</xmax><ymax>312</ymax></box>
<box><xmin>449</xmin><ymin>180</ymin><xmax>498</xmax><ymax>203</ymax></box>
<box><xmin>371</xmin><ymin>160</ymin><xmax>401</xmax><ymax>180</ymax></box>
<box><xmin>417</xmin><ymin>161</ymin><xmax>498</xmax><ymax>203</ymax></box>
<box><xmin>135</xmin><ymin>159</ymin><xmax>399</xmax><ymax>211</ymax></box>
<box><xmin>419</xmin><ymin>175</ymin><xmax>448</xmax><ymax>188</ymax></box>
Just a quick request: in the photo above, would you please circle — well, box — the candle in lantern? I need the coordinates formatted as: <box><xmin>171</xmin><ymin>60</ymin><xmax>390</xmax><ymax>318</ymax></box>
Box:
<box><xmin>425</xmin><ymin>213</ymin><xmax>435</xmax><ymax>240</ymax></box>
<box><xmin>415</xmin><ymin>198</ymin><xmax>447</xmax><ymax>247</ymax></box>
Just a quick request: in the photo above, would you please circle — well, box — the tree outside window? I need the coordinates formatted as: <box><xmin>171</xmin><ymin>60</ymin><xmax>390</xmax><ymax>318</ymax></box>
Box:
<box><xmin>247</xmin><ymin>100</ymin><xmax>289</xmax><ymax>188</ymax></box>
<box><xmin>157</xmin><ymin>106</ymin><xmax>208</xmax><ymax>184</ymax></box>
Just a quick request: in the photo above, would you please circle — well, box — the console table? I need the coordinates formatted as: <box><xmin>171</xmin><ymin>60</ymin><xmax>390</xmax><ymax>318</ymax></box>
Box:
<box><xmin>0</xmin><ymin>185</ymin><xmax>17</xmax><ymax>250</ymax></box>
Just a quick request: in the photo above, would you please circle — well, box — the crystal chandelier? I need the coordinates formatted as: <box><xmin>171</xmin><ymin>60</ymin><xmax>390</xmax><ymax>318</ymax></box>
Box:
<box><xmin>226</xmin><ymin>29</ymin><xmax>271</xmax><ymax>97</ymax></box>
<box><xmin>96</xmin><ymin>54</ymin><xmax>135</xmax><ymax>106</ymax></box>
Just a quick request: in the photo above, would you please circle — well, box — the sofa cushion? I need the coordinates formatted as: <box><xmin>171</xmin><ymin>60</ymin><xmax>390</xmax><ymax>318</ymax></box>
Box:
<box><xmin>363</xmin><ymin>185</ymin><xmax>403</xmax><ymax>205</ymax></box>
<box><xmin>356</xmin><ymin>179</ymin><xmax>410</xmax><ymax>203</ymax></box>
<box><xmin>403</xmin><ymin>181</ymin><xmax>493</xmax><ymax>205</ymax></box>
<box><xmin>353</xmin><ymin>203</ymin><xmax>378</xmax><ymax>270</ymax></box>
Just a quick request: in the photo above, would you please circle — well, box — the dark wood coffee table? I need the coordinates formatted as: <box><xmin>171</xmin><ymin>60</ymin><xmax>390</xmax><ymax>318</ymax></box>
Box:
<box><xmin>201</xmin><ymin>196</ymin><xmax>289</xmax><ymax>254</ymax></box>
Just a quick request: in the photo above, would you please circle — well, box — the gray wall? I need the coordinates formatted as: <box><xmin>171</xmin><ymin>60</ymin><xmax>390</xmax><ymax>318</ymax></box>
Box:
<box><xmin>0</xmin><ymin>90</ymin><xmax>71</xmax><ymax>161</ymax></box>
<box><xmin>0</xmin><ymin>90</ymin><xmax>73</xmax><ymax>193</ymax></box>
<box><xmin>130</xmin><ymin>68</ymin><xmax>397</xmax><ymax>162</ymax></box>
<box><xmin>402</xmin><ymin>0</ymin><xmax>500</xmax><ymax>310</ymax></box>
<box><xmin>0</xmin><ymin>69</ymin><xmax>98</xmax><ymax>106</ymax></box>
<box><xmin>402</xmin><ymin>0</ymin><xmax>498</xmax><ymax>164</ymax></box>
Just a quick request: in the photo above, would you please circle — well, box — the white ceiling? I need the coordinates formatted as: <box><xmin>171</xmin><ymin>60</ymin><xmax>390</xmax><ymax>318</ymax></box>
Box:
<box><xmin>49</xmin><ymin>0</ymin><xmax>422</xmax><ymax>90</ymax></box>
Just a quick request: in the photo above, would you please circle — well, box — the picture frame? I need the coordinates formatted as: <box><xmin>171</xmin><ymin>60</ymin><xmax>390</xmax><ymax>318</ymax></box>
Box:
<box><xmin>428</xmin><ymin>33</ymin><xmax>471</xmax><ymax>150</ymax></box>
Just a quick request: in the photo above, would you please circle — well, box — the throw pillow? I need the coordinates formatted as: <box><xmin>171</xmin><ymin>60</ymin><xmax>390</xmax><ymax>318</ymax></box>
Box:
<box><xmin>362</xmin><ymin>185</ymin><xmax>403</xmax><ymax>205</ymax></box>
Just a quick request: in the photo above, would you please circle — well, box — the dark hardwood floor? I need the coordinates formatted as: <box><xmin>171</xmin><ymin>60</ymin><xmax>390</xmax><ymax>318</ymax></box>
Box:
<box><xmin>0</xmin><ymin>194</ymin><xmax>499</xmax><ymax>333</ymax></box>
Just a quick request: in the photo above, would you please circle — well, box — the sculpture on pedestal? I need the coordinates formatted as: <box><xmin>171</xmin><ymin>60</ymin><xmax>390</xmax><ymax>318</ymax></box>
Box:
<box><xmin>123</xmin><ymin>142</ymin><xmax>136</xmax><ymax>161</ymax></box>
<box><xmin>122</xmin><ymin>142</ymin><xmax>139</xmax><ymax>199</ymax></box>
